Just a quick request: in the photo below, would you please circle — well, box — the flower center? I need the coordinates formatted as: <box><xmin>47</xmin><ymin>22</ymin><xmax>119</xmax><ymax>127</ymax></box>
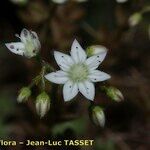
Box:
<box><xmin>68</xmin><ymin>63</ymin><xmax>89</xmax><ymax>82</ymax></box>
<box><xmin>24</xmin><ymin>39</ymin><xmax>36</xmax><ymax>57</ymax></box>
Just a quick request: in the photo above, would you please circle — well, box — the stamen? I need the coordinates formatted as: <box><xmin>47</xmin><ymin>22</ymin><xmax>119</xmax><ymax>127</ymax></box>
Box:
<box><xmin>68</xmin><ymin>63</ymin><xmax>89</xmax><ymax>82</ymax></box>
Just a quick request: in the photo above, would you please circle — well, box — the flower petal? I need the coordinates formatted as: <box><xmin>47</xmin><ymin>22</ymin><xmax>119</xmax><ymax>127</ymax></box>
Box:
<box><xmin>88</xmin><ymin>70</ymin><xmax>111</xmax><ymax>82</ymax></box>
<box><xmin>31</xmin><ymin>31</ymin><xmax>41</xmax><ymax>50</ymax></box>
<box><xmin>54</xmin><ymin>51</ymin><xmax>74</xmax><ymax>71</ymax></box>
<box><xmin>63</xmin><ymin>80</ymin><xmax>78</xmax><ymax>102</ymax></box>
<box><xmin>5</xmin><ymin>42</ymin><xmax>25</xmax><ymax>56</ymax></box>
<box><xmin>78</xmin><ymin>81</ymin><xmax>95</xmax><ymax>101</ymax></box>
<box><xmin>45</xmin><ymin>70</ymin><xmax>68</xmax><ymax>84</ymax></box>
<box><xmin>85</xmin><ymin>51</ymin><xmax>107</xmax><ymax>70</ymax></box>
<box><xmin>20</xmin><ymin>28</ymin><xmax>31</xmax><ymax>43</ymax></box>
<box><xmin>70</xmin><ymin>39</ymin><xmax>87</xmax><ymax>63</ymax></box>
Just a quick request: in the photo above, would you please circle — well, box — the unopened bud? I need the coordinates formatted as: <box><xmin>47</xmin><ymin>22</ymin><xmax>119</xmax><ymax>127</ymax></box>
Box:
<box><xmin>129</xmin><ymin>12</ymin><xmax>142</xmax><ymax>27</ymax></box>
<box><xmin>106</xmin><ymin>86</ymin><xmax>124</xmax><ymax>102</ymax></box>
<box><xmin>92</xmin><ymin>106</ymin><xmax>105</xmax><ymax>127</ymax></box>
<box><xmin>86</xmin><ymin>45</ymin><xmax>108</xmax><ymax>57</ymax></box>
<box><xmin>36</xmin><ymin>92</ymin><xmax>50</xmax><ymax>118</ymax></box>
<box><xmin>17</xmin><ymin>87</ymin><xmax>31</xmax><ymax>103</ymax></box>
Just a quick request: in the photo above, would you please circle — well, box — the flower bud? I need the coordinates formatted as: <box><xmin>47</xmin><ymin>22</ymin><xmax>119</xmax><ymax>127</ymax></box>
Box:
<box><xmin>17</xmin><ymin>87</ymin><xmax>31</xmax><ymax>103</ymax></box>
<box><xmin>92</xmin><ymin>106</ymin><xmax>105</xmax><ymax>127</ymax></box>
<box><xmin>129</xmin><ymin>12</ymin><xmax>142</xmax><ymax>27</ymax></box>
<box><xmin>106</xmin><ymin>86</ymin><xmax>124</xmax><ymax>102</ymax></box>
<box><xmin>86</xmin><ymin>45</ymin><xmax>108</xmax><ymax>57</ymax></box>
<box><xmin>36</xmin><ymin>92</ymin><xmax>50</xmax><ymax>118</ymax></box>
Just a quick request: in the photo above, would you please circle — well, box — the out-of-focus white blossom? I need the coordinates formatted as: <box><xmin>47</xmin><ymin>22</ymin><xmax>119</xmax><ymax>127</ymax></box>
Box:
<box><xmin>52</xmin><ymin>0</ymin><xmax>87</xmax><ymax>4</ymax></box>
<box><xmin>45</xmin><ymin>39</ymin><xmax>110</xmax><ymax>102</ymax></box>
<box><xmin>129</xmin><ymin>12</ymin><xmax>142</xmax><ymax>27</ymax></box>
<box><xmin>6</xmin><ymin>29</ymin><xmax>41</xmax><ymax>58</ymax></box>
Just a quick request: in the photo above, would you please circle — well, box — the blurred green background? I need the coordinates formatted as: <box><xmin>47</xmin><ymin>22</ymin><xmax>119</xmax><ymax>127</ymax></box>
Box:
<box><xmin>0</xmin><ymin>0</ymin><xmax>149</xmax><ymax>150</ymax></box>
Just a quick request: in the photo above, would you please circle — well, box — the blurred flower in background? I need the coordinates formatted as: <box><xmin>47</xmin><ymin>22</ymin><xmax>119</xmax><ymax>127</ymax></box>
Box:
<box><xmin>129</xmin><ymin>12</ymin><xmax>142</xmax><ymax>27</ymax></box>
<box><xmin>52</xmin><ymin>0</ymin><xmax>87</xmax><ymax>4</ymax></box>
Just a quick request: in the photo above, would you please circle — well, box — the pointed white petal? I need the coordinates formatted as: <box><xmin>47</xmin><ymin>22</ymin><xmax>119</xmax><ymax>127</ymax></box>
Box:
<box><xmin>85</xmin><ymin>51</ymin><xmax>107</xmax><ymax>70</ymax></box>
<box><xmin>88</xmin><ymin>70</ymin><xmax>111</xmax><ymax>82</ymax></box>
<box><xmin>30</xmin><ymin>31</ymin><xmax>38</xmax><ymax>40</ymax></box>
<box><xmin>78</xmin><ymin>81</ymin><xmax>95</xmax><ymax>101</ymax></box>
<box><xmin>45</xmin><ymin>70</ymin><xmax>68</xmax><ymax>84</ymax></box>
<box><xmin>31</xmin><ymin>31</ymin><xmax>41</xmax><ymax>50</ymax></box>
<box><xmin>20</xmin><ymin>28</ymin><xmax>31</xmax><ymax>43</ymax></box>
<box><xmin>70</xmin><ymin>39</ymin><xmax>87</xmax><ymax>63</ymax></box>
<box><xmin>5</xmin><ymin>42</ymin><xmax>25</xmax><ymax>56</ymax></box>
<box><xmin>63</xmin><ymin>80</ymin><xmax>78</xmax><ymax>102</ymax></box>
<box><xmin>54</xmin><ymin>51</ymin><xmax>74</xmax><ymax>71</ymax></box>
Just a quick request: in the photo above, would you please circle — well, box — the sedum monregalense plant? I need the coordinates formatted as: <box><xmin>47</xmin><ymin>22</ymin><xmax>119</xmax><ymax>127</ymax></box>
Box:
<box><xmin>5</xmin><ymin>28</ymin><xmax>123</xmax><ymax>121</ymax></box>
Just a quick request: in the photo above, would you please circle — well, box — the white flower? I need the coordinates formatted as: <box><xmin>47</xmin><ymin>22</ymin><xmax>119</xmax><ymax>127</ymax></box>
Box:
<box><xmin>5</xmin><ymin>29</ymin><xmax>41</xmax><ymax>58</ymax></box>
<box><xmin>45</xmin><ymin>39</ymin><xmax>110</xmax><ymax>102</ymax></box>
<box><xmin>52</xmin><ymin>0</ymin><xmax>87</xmax><ymax>4</ymax></box>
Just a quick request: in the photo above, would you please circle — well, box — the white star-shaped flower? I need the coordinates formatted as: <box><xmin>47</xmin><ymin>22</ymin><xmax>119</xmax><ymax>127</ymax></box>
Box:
<box><xmin>45</xmin><ymin>39</ymin><xmax>111</xmax><ymax>101</ymax></box>
<box><xmin>5</xmin><ymin>29</ymin><xmax>41</xmax><ymax>58</ymax></box>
